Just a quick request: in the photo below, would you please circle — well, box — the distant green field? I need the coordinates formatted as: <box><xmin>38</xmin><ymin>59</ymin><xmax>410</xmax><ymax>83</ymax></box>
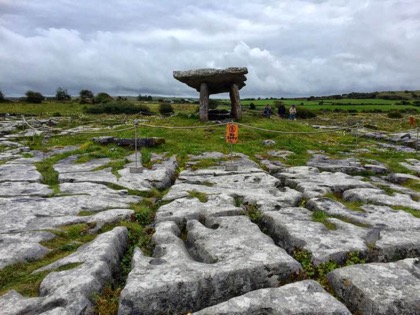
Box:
<box><xmin>240</xmin><ymin>98</ymin><xmax>419</xmax><ymax>112</ymax></box>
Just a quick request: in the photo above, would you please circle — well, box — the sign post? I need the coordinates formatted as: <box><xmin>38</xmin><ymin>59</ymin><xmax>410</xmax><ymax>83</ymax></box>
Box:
<box><xmin>225</xmin><ymin>122</ymin><xmax>239</xmax><ymax>171</ymax></box>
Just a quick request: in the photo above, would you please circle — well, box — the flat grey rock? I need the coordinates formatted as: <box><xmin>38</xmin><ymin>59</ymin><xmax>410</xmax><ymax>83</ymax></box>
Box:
<box><xmin>328</xmin><ymin>258</ymin><xmax>420</xmax><ymax>315</ymax></box>
<box><xmin>307</xmin><ymin>154</ymin><xmax>365</xmax><ymax>174</ymax></box>
<box><xmin>306</xmin><ymin>198</ymin><xmax>420</xmax><ymax>261</ymax></box>
<box><xmin>0</xmin><ymin>181</ymin><xmax>139</xmax><ymax>267</ymax></box>
<box><xmin>0</xmin><ymin>227</ymin><xmax>128</xmax><ymax>314</ymax></box>
<box><xmin>386</xmin><ymin>172</ymin><xmax>420</xmax><ymax>184</ymax></box>
<box><xmin>0</xmin><ymin>290</ymin><xmax>41</xmax><ymax>315</ymax></box>
<box><xmin>118</xmin><ymin>217</ymin><xmax>301</xmax><ymax>315</ymax></box>
<box><xmin>193</xmin><ymin>280</ymin><xmax>351</xmax><ymax>315</ymax></box>
<box><xmin>54</xmin><ymin>156</ymin><xmax>111</xmax><ymax>173</ymax></box>
<box><xmin>0</xmin><ymin>181</ymin><xmax>53</xmax><ymax>197</ymax></box>
<box><xmin>0</xmin><ymin>231</ymin><xmax>55</xmax><ymax>269</ymax></box>
<box><xmin>57</xmin><ymin>155</ymin><xmax>177</xmax><ymax>191</ymax></box>
<box><xmin>400</xmin><ymin>158</ymin><xmax>420</xmax><ymax>173</ymax></box>
<box><xmin>156</xmin><ymin>193</ymin><xmax>243</xmax><ymax>225</ymax></box>
<box><xmin>343</xmin><ymin>188</ymin><xmax>420</xmax><ymax>210</ymax></box>
<box><xmin>370</xmin><ymin>176</ymin><xmax>420</xmax><ymax>200</ymax></box>
<box><xmin>0</xmin><ymin>163</ymin><xmax>42</xmax><ymax>182</ymax></box>
<box><xmin>276</xmin><ymin>166</ymin><xmax>374</xmax><ymax>199</ymax></box>
<box><xmin>263</xmin><ymin>208</ymin><xmax>368</xmax><ymax>265</ymax></box>
<box><xmin>163</xmin><ymin>168</ymin><xmax>302</xmax><ymax>211</ymax></box>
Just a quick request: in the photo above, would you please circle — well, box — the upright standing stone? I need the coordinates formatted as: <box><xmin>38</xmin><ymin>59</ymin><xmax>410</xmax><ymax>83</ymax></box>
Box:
<box><xmin>199</xmin><ymin>82</ymin><xmax>209</xmax><ymax>122</ymax></box>
<box><xmin>230</xmin><ymin>83</ymin><xmax>241</xmax><ymax>120</ymax></box>
<box><xmin>173</xmin><ymin>68</ymin><xmax>248</xmax><ymax>122</ymax></box>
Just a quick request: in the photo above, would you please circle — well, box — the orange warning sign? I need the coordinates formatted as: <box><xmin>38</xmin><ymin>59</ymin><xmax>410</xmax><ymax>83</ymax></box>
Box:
<box><xmin>409</xmin><ymin>116</ymin><xmax>416</xmax><ymax>127</ymax></box>
<box><xmin>226</xmin><ymin>123</ymin><xmax>238</xmax><ymax>144</ymax></box>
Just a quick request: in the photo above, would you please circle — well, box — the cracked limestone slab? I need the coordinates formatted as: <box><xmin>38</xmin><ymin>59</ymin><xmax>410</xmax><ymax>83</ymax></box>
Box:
<box><xmin>307</xmin><ymin>154</ymin><xmax>366</xmax><ymax>174</ymax></box>
<box><xmin>0</xmin><ymin>231</ymin><xmax>56</xmax><ymax>269</ymax></box>
<box><xmin>327</xmin><ymin>258</ymin><xmax>420</xmax><ymax>315</ymax></box>
<box><xmin>307</xmin><ymin>199</ymin><xmax>420</xmax><ymax>262</ymax></box>
<box><xmin>53</xmin><ymin>156</ymin><xmax>112</xmax><ymax>173</ymax></box>
<box><xmin>193</xmin><ymin>280</ymin><xmax>351</xmax><ymax>315</ymax></box>
<box><xmin>118</xmin><ymin>216</ymin><xmax>302</xmax><ymax>315</ymax></box>
<box><xmin>276</xmin><ymin>166</ymin><xmax>374</xmax><ymax>199</ymax></box>
<box><xmin>262</xmin><ymin>207</ymin><xmax>368</xmax><ymax>265</ymax></box>
<box><xmin>163</xmin><ymin>168</ymin><xmax>302</xmax><ymax>211</ymax></box>
<box><xmin>0</xmin><ymin>227</ymin><xmax>129</xmax><ymax>314</ymax></box>
<box><xmin>370</xmin><ymin>176</ymin><xmax>420</xmax><ymax>200</ymax></box>
<box><xmin>0</xmin><ymin>208</ymin><xmax>133</xmax><ymax>269</ymax></box>
<box><xmin>156</xmin><ymin>193</ymin><xmax>243</xmax><ymax>225</ymax></box>
<box><xmin>343</xmin><ymin>188</ymin><xmax>420</xmax><ymax>210</ymax></box>
<box><xmin>57</xmin><ymin>156</ymin><xmax>177</xmax><ymax>191</ymax></box>
<box><xmin>400</xmin><ymin>158</ymin><xmax>420</xmax><ymax>173</ymax></box>
<box><xmin>0</xmin><ymin>181</ymin><xmax>53</xmax><ymax>197</ymax></box>
<box><xmin>0</xmin><ymin>190</ymin><xmax>139</xmax><ymax>223</ymax></box>
<box><xmin>0</xmin><ymin>163</ymin><xmax>42</xmax><ymax>182</ymax></box>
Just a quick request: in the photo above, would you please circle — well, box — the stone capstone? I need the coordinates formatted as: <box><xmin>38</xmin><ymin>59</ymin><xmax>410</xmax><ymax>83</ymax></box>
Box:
<box><xmin>173</xmin><ymin>67</ymin><xmax>248</xmax><ymax>94</ymax></box>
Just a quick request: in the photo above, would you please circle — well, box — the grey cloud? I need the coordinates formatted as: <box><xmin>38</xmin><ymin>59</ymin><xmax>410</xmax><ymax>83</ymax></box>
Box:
<box><xmin>0</xmin><ymin>0</ymin><xmax>420</xmax><ymax>97</ymax></box>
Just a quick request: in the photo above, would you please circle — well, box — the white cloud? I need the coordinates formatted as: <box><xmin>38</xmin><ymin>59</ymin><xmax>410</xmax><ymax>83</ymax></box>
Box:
<box><xmin>0</xmin><ymin>0</ymin><xmax>420</xmax><ymax>97</ymax></box>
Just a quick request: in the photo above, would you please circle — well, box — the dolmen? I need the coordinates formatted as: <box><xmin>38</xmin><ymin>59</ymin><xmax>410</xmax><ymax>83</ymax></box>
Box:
<box><xmin>173</xmin><ymin>67</ymin><xmax>248</xmax><ymax>121</ymax></box>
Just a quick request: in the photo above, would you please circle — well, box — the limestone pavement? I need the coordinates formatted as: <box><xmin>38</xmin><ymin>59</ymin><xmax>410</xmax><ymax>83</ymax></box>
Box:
<box><xmin>0</xmin><ymin>118</ymin><xmax>419</xmax><ymax>314</ymax></box>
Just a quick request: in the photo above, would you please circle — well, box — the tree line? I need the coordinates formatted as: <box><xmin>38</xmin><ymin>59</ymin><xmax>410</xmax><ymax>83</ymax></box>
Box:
<box><xmin>0</xmin><ymin>88</ymin><xmax>155</xmax><ymax>104</ymax></box>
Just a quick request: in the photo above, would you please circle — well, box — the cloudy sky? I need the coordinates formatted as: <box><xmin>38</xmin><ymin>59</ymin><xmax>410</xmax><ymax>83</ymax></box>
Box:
<box><xmin>1</xmin><ymin>0</ymin><xmax>419</xmax><ymax>98</ymax></box>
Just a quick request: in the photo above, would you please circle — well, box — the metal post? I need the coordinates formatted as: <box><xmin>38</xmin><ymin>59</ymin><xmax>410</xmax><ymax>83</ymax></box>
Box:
<box><xmin>355</xmin><ymin>123</ymin><xmax>359</xmax><ymax>147</ymax></box>
<box><xmin>134</xmin><ymin>120</ymin><xmax>138</xmax><ymax>169</ymax></box>
<box><xmin>130</xmin><ymin>120</ymin><xmax>143</xmax><ymax>173</ymax></box>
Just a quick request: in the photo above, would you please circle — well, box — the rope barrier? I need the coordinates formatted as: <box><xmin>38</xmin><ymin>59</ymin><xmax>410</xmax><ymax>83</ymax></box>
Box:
<box><xmin>63</xmin><ymin>126</ymin><xmax>134</xmax><ymax>135</ymax></box>
<box><xmin>137</xmin><ymin>122</ymin><xmax>229</xmax><ymax>129</ymax></box>
<box><xmin>236</xmin><ymin>123</ymin><xmax>357</xmax><ymax>135</ymax></box>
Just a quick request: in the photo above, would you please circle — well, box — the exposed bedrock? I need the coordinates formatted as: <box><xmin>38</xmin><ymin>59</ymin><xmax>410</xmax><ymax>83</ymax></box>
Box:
<box><xmin>0</xmin><ymin>227</ymin><xmax>128</xmax><ymax>315</ymax></box>
<box><xmin>118</xmin><ymin>217</ymin><xmax>302</xmax><ymax>315</ymax></box>
<box><xmin>193</xmin><ymin>280</ymin><xmax>352</xmax><ymax>315</ymax></box>
<box><xmin>328</xmin><ymin>258</ymin><xmax>420</xmax><ymax>315</ymax></box>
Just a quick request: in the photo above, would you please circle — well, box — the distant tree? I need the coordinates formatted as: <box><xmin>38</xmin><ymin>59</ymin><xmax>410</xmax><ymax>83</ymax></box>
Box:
<box><xmin>95</xmin><ymin>92</ymin><xmax>113</xmax><ymax>104</ymax></box>
<box><xmin>79</xmin><ymin>89</ymin><xmax>94</xmax><ymax>104</ymax></box>
<box><xmin>55</xmin><ymin>87</ymin><xmax>71</xmax><ymax>101</ymax></box>
<box><xmin>208</xmin><ymin>99</ymin><xmax>220</xmax><ymax>110</ymax></box>
<box><xmin>137</xmin><ymin>94</ymin><xmax>153</xmax><ymax>101</ymax></box>
<box><xmin>0</xmin><ymin>90</ymin><xmax>5</xmax><ymax>102</ymax></box>
<box><xmin>25</xmin><ymin>90</ymin><xmax>45</xmax><ymax>103</ymax></box>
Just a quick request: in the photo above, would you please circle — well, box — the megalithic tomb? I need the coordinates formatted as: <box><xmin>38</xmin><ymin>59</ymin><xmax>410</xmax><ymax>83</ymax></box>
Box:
<box><xmin>173</xmin><ymin>67</ymin><xmax>248</xmax><ymax>122</ymax></box>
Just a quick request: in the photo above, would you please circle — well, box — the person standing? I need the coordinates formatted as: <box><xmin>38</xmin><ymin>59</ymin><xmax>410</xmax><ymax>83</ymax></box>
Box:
<box><xmin>289</xmin><ymin>104</ymin><xmax>297</xmax><ymax>120</ymax></box>
<box><xmin>264</xmin><ymin>104</ymin><xmax>272</xmax><ymax>118</ymax></box>
<box><xmin>278</xmin><ymin>104</ymin><xmax>286</xmax><ymax>118</ymax></box>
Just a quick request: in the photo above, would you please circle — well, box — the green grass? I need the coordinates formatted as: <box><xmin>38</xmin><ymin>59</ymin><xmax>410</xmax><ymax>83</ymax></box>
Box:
<box><xmin>187</xmin><ymin>190</ymin><xmax>209</xmax><ymax>203</ymax></box>
<box><xmin>292</xmin><ymin>248</ymin><xmax>365</xmax><ymax>290</ymax></box>
<box><xmin>243</xmin><ymin>203</ymin><xmax>264</xmax><ymax>225</ymax></box>
<box><xmin>391</xmin><ymin>206</ymin><xmax>420</xmax><ymax>218</ymax></box>
<box><xmin>323</xmin><ymin>193</ymin><xmax>365</xmax><ymax>213</ymax></box>
<box><xmin>312</xmin><ymin>210</ymin><xmax>337</xmax><ymax>230</ymax></box>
